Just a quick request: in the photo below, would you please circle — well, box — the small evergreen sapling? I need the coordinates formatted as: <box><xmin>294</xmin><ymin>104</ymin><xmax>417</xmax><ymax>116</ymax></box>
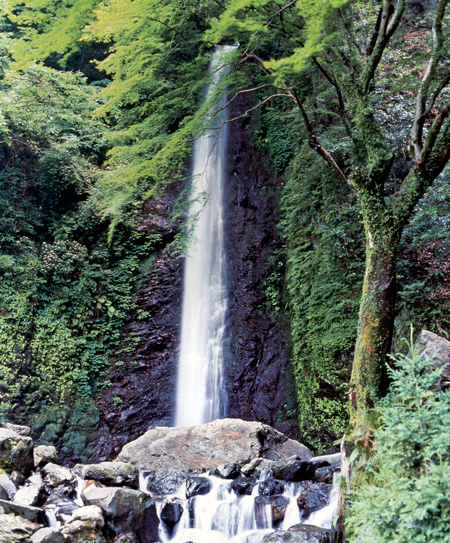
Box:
<box><xmin>346</xmin><ymin>338</ymin><xmax>450</xmax><ymax>543</ymax></box>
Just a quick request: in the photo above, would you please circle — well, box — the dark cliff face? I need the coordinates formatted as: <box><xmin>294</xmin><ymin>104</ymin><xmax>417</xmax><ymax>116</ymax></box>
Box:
<box><xmin>90</xmin><ymin>184</ymin><xmax>184</xmax><ymax>461</ymax></box>
<box><xmin>90</xmin><ymin>103</ymin><xmax>294</xmax><ymax>461</ymax></box>
<box><xmin>223</xmin><ymin>106</ymin><xmax>291</xmax><ymax>433</ymax></box>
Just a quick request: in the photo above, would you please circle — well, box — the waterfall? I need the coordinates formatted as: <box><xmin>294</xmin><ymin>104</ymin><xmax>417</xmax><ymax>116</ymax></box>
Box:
<box><xmin>175</xmin><ymin>46</ymin><xmax>235</xmax><ymax>427</ymax></box>
<box><xmin>139</xmin><ymin>469</ymin><xmax>341</xmax><ymax>543</ymax></box>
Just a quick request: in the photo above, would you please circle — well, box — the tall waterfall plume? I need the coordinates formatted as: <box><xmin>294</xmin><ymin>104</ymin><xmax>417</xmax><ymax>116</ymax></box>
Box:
<box><xmin>175</xmin><ymin>46</ymin><xmax>235</xmax><ymax>427</ymax></box>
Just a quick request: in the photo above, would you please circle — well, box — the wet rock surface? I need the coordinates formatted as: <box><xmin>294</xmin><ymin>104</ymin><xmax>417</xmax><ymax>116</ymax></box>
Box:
<box><xmin>224</xmin><ymin>99</ymin><xmax>292</xmax><ymax>432</ymax></box>
<box><xmin>255</xmin><ymin>495</ymin><xmax>289</xmax><ymax>524</ymax></box>
<box><xmin>117</xmin><ymin>419</ymin><xmax>312</xmax><ymax>470</ymax></box>
<box><xmin>140</xmin><ymin>469</ymin><xmax>199</xmax><ymax>496</ymax></box>
<box><xmin>90</xmin><ymin>178</ymin><xmax>185</xmax><ymax>462</ymax></box>
<box><xmin>185</xmin><ymin>477</ymin><xmax>211</xmax><ymax>499</ymax></box>
<box><xmin>160</xmin><ymin>501</ymin><xmax>183</xmax><ymax>527</ymax></box>
<box><xmin>297</xmin><ymin>484</ymin><xmax>332</xmax><ymax>520</ymax></box>
<box><xmin>89</xmin><ymin>97</ymin><xmax>295</xmax><ymax>461</ymax></box>
<box><xmin>231</xmin><ymin>476</ymin><xmax>257</xmax><ymax>496</ymax></box>
<box><xmin>259</xmin><ymin>478</ymin><xmax>285</xmax><ymax>497</ymax></box>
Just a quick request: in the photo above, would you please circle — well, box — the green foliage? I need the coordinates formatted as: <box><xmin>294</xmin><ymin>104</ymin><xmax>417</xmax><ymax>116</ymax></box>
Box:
<box><xmin>346</xmin><ymin>339</ymin><xmax>450</xmax><ymax>543</ymax></box>
<box><xmin>282</xmin><ymin>141</ymin><xmax>364</xmax><ymax>452</ymax></box>
<box><xmin>0</xmin><ymin>64</ymin><xmax>155</xmax><ymax>457</ymax></box>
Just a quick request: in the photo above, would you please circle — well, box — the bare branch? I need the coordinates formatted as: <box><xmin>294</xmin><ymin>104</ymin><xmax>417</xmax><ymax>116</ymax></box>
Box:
<box><xmin>362</xmin><ymin>0</ymin><xmax>406</xmax><ymax>93</ymax></box>
<box><xmin>221</xmin><ymin>93</ymin><xmax>294</xmax><ymax>125</ymax></box>
<box><xmin>291</xmin><ymin>88</ymin><xmax>353</xmax><ymax>189</ymax></box>
<box><xmin>312</xmin><ymin>57</ymin><xmax>353</xmax><ymax>137</ymax></box>
<box><xmin>411</xmin><ymin>0</ymin><xmax>450</xmax><ymax>158</ymax></box>
<box><xmin>421</xmin><ymin>102</ymin><xmax>450</xmax><ymax>162</ymax></box>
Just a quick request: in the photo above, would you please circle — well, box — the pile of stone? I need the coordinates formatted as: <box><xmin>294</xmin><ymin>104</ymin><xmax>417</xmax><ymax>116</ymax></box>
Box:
<box><xmin>0</xmin><ymin>422</ymin><xmax>157</xmax><ymax>542</ymax></box>
<box><xmin>0</xmin><ymin>418</ymin><xmax>340</xmax><ymax>543</ymax></box>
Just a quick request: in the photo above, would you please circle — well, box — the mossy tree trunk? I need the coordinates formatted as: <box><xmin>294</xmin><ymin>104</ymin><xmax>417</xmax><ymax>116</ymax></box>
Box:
<box><xmin>349</xmin><ymin>217</ymin><xmax>399</xmax><ymax>423</ymax></box>
<box><xmin>290</xmin><ymin>0</ymin><xmax>450</xmax><ymax>428</ymax></box>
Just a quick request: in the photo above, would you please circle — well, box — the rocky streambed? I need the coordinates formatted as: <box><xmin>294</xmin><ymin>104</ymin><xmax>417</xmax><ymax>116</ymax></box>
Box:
<box><xmin>0</xmin><ymin>419</ymin><xmax>341</xmax><ymax>543</ymax></box>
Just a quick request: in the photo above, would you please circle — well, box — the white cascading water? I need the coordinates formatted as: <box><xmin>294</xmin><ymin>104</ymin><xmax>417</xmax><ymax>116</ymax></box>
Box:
<box><xmin>140</xmin><ymin>470</ymin><xmax>341</xmax><ymax>543</ymax></box>
<box><xmin>175</xmin><ymin>45</ymin><xmax>235</xmax><ymax>426</ymax></box>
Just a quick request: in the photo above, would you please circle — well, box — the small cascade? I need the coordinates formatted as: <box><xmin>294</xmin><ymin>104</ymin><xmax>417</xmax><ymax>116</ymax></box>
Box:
<box><xmin>175</xmin><ymin>45</ymin><xmax>236</xmax><ymax>427</ymax></box>
<box><xmin>140</xmin><ymin>468</ymin><xmax>341</xmax><ymax>543</ymax></box>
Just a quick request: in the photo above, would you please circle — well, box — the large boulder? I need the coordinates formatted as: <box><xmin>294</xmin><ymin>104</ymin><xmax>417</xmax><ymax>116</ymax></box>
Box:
<box><xmin>82</xmin><ymin>485</ymin><xmax>159</xmax><ymax>543</ymax></box>
<box><xmin>117</xmin><ymin>419</ymin><xmax>311</xmax><ymax>470</ymax></box>
<box><xmin>415</xmin><ymin>330</ymin><xmax>450</xmax><ymax>389</ymax></box>
<box><xmin>0</xmin><ymin>513</ymin><xmax>40</xmax><ymax>541</ymax></box>
<box><xmin>74</xmin><ymin>462</ymin><xmax>138</xmax><ymax>488</ymax></box>
<box><xmin>0</xmin><ymin>429</ymin><xmax>34</xmax><ymax>475</ymax></box>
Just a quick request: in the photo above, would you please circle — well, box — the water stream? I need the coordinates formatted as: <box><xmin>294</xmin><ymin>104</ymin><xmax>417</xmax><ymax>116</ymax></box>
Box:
<box><xmin>140</xmin><ymin>470</ymin><xmax>340</xmax><ymax>543</ymax></box>
<box><xmin>175</xmin><ymin>46</ymin><xmax>235</xmax><ymax>426</ymax></box>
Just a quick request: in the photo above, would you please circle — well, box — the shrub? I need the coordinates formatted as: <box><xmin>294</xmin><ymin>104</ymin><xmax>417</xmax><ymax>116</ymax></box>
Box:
<box><xmin>346</xmin><ymin>336</ymin><xmax>450</xmax><ymax>543</ymax></box>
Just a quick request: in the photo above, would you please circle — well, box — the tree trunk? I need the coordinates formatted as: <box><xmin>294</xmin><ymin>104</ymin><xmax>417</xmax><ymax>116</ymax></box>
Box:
<box><xmin>349</xmin><ymin>227</ymin><xmax>399</xmax><ymax>426</ymax></box>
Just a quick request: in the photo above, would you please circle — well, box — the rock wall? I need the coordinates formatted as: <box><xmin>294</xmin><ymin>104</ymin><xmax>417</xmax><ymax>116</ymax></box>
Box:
<box><xmin>224</xmin><ymin>101</ymin><xmax>292</xmax><ymax>432</ymax></box>
<box><xmin>91</xmin><ymin>98</ymin><xmax>294</xmax><ymax>461</ymax></box>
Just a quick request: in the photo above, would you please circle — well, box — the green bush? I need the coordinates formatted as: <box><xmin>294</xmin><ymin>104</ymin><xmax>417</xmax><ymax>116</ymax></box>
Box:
<box><xmin>346</xmin><ymin>337</ymin><xmax>450</xmax><ymax>543</ymax></box>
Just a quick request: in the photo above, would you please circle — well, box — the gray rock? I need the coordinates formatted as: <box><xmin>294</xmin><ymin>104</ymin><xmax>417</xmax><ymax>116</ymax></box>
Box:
<box><xmin>70</xmin><ymin>505</ymin><xmax>104</xmax><ymax>528</ymax></box>
<box><xmin>297</xmin><ymin>484</ymin><xmax>332</xmax><ymax>519</ymax></box>
<box><xmin>61</xmin><ymin>518</ymin><xmax>107</xmax><ymax>542</ymax></box>
<box><xmin>0</xmin><ymin>429</ymin><xmax>34</xmax><ymax>476</ymax></box>
<box><xmin>10</xmin><ymin>437</ymin><xmax>34</xmax><ymax>476</ymax></box>
<box><xmin>140</xmin><ymin>469</ymin><xmax>199</xmax><ymax>496</ymax></box>
<box><xmin>10</xmin><ymin>472</ymin><xmax>25</xmax><ymax>488</ymax></box>
<box><xmin>313</xmin><ymin>467</ymin><xmax>334</xmax><ymax>484</ymax></box>
<box><xmin>415</xmin><ymin>330</ymin><xmax>450</xmax><ymax>389</ymax></box>
<box><xmin>0</xmin><ymin>424</ymin><xmax>30</xmax><ymax>437</ymax></box>
<box><xmin>0</xmin><ymin>512</ymin><xmax>40</xmax><ymax>541</ymax></box>
<box><xmin>34</xmin><ymin>446</ymin><xmax>59</xmax><ymax>468</ymax></box>
<box><xmin>255</xmin><ymin>495</ymin><xmax>289</xmax><ymax>525</ymax></box>
<box><xmin>82</xmin><ymin>485</ymin><xmax>159</xmax><ymax>543</ymax></box>
<box><xmin>272</xmin><ymin>458</ymin><xmax>317</xmax><ymax>482</ymax></box>
<box><xmin>0</xmin><ymin>486</ymin><xmax>7</xmax><ymax>502</ymax></box>
<box><xmin>117</xmin><ymin>419</ymin><xmax>311</xmax><ymax>470</ymax></box>
<box><xmin>13</xmin><ymin>474</ymin><xmax>45</xmax><ymax>507</ymax></box>
<box><xmin>113</xmin><ymin>534</ymin><xmax>139</xmax><ymax>543</ymax></box>
<box><xmin>263</xmin><ymin>524</ymin><xmax>332</xmax><ymax>542</ymax></box>
<box><xmin>241</xmin><ymin>458</ymin><xmax>275</xmax><ymax>477</ymax></box>
<box><xmin>0</xmin><ymin>473</ymin><xmax>17</xmax><ymax>500</ymax></box>
<box><xmin>185</xmin><ymin>477</ymin><xmax>211</xmax><ymax>499</ymax></box>
<box><xmin>41</xmin><ymin>463</ymin><xmax>74</xmax><ymax>487</ymax></box>
<box><xmin>30</xmin><ymin>527</ymin><xmax>66</xmax><ymax>543</ymax></box>
<box><xmin>160</xmin><ymin>501</ymin><xmax>183</xmax><ymax>527</ymax></box>
<box><xmin>74</xmin><ymin>462</ymin><xmax>138</xmax><ymax>488</ymax></box>
<box><xmin>44</xmin><ymin>492</ymin><xmax>80</xmax><ymax>524</ymax></box>
<box><xmin>0</xmin><ymin>498</ymin><xmax>43</xmax><ymax>523</ymax></box>
<box><xmin>310</xmin><ymin>453</ymin><xmax>341</xmax><ymax>470</ymax></box>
